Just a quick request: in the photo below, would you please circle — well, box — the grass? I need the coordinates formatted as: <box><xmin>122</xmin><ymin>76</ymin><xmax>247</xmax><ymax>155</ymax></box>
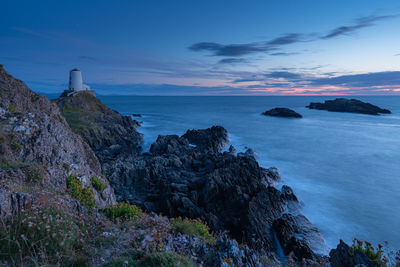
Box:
<box><xmin>62</xmin><ymin>105</ymin><xmax>91</xmax><ymax>133</ymax></box>
<box><xmin>140</xmin><ymin>252</ymin><xmax>194</xmax><ymax>267</ymax></box>
<box><xmin>66</xmin><ymin>173</ymin><xmax>96</xmax><ymax>210</ymax></box>
<box><xmin>0</xmin><ymin>207</ymin><xmax>85</xmax><ymax>265</ymax></box>
<box><xmin>0</xmin><ymin>157</ymin><xmax>24</xmax><ymax>170</ymax></box>
<box><xmin>103</xmin><ymin>202</ymin><xmax>142</xmax><ymax>221</ymax></box>
<box><xmin>91</xmin><ymin>176</ymin><xmax>106</xmax><ymax>192</ymax></box>
<box><xmin>170</xmin><ymin>217</ymin><xmax>215</xmax><ymax>244</ymax></box>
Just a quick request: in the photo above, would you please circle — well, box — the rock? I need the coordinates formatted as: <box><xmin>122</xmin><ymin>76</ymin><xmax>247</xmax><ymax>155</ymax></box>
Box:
<box><xmin>329</xmin><ymin>240</ymin><xmax>381</xmax><ymax>267</ymax></box>
<box><xmin>132</xmin><ymin>113</ymin><xmax>142</xmax><ymax>117</ymax></box>
<box><xmin>262</xmin><ymin>108</ymin><xmax>302</xmax><ymax>118</ymax></box>
<box><xmin>306</xmin><ymin>98</ymin><xmax>391</xmax><ymax>115</ymax></box>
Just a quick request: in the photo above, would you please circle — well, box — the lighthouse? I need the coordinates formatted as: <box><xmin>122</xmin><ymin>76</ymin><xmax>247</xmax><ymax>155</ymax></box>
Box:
<box><xmin>64</xmin><ymin>68</ymin><xmax>94</xmax><ymax>96</ymax></box>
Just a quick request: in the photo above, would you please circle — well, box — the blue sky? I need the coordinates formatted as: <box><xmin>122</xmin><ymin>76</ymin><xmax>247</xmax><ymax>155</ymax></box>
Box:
<box><xmin>1</xmin><ymin>0</ymin><xmax>400</xmax><ymax>95</ymax></box>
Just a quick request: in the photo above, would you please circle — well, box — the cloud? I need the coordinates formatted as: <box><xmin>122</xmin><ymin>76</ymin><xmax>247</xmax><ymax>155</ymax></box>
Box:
<box><xmin>265</xmin><ymin>71</ymin><xmax>302</xmax><ymax>80</ymax></box>
<box><xmin>269</xmin><ymin>52</ymin><xmax>300</xmax><ymax>56</ymax></box>
<box><xmin>322</xmin><ymin>15</ymin><xmax>398</xmax><ymax>39</ymax></box>
<box><xmin>218</xmin><ymin>58</ymin><xmax>248</xmax><ymax>64</ymax></box>
<box><xmin>233</xmin><ymin>77</ymin><xmax>263</xmax><ymax>83</ymax></box>
<box><xmin>267</xmin><ymin>33</ymin><xmax>302</xmax><ymax>45</ymax></box>
<box><xmin>189</xmin><ymin>14</ymin><xmax>398</xmax><ymax>57</ymax></box>
<box><xmin>188</xmin><ymin>42</ymin><xmax>269</xmax><ymax>56</ymax></box>
<box><xmin>310</xmin><ymin>71</ymin><xmax>400</xmax><ymax>87</ymax></box>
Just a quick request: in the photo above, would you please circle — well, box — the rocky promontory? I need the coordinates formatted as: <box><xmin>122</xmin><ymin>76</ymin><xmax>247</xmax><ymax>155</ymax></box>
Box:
<box><xmin>0</xmin><ymin>65</ymin><xmax>395</xmax><ymax>266</ymax></box>
<box><xmin>262</xmin><ymin>107</ymin><xmax>302</xmax><ymax>118</ymax></box>
<box><xmin>306</xmin><ymin>98</ymin><xmax>391</xmax><ymax>115</ymax></box>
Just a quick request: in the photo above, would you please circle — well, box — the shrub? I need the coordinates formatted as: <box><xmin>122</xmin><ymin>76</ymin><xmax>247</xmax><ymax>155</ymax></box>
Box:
<box><xmin>8</xmin><ymin>103</ymin><xmax>16</xmax><ymax>113</ymax></box>
<box><xmin>352</xmin><ymin>238</ymin><xmax>388</xmax><ymax>265</ymax></box>
<box><xmin>170</xmin><ymin>217</ymin><xmax>215</xmax><ymax>243</ymax></box>
<box><xmin>66</xmin><ymin>173</ymin><xmax>96</xmax><ymax>210</ymax></box>
<box><xmin>140</xmin><ymin>252</ymin><xmax>194</xmax><ymax>267</ymax></box>
<box><xmin>10</xmin><ymin>141</ymin><xmax>21</xmax><ymax>151</ymax></box>
<box><xmin>91</xmin><ymin>176</ymin><xmax>106</xmax><ymax>192</ymax></box>
<box><xmin>23</xmin><ymin>163</ymin><xmax>45</xmax><ymax>183</ymax></box>
<box><xmin>103</xmin><ymin>202</ymin><xmax>142</xmax><ymax>221</ymax></box>
<box><xmin>102</xmin><ymin>257</ymin><xmax>137</xmax><ymax>267</ymax></box>
<box><xmin>0</xmin><ymin>207</ymin><xmax>84</xmax><ymax>265</ymax></box>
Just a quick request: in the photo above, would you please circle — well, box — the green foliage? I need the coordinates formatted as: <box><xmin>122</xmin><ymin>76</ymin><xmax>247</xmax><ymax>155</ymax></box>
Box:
<box><xmin>8</xmin><ymin>103</ymin><xmax>16</xmax><ymax>113</ymax></box>
<box><xmin>66</xmin><ymin>173</ymin><xmax>96</xmax><ymax>210</ymax></box>
<box><xmin>91</xmin><ymin>176</ymin><xmax>106</xmax><ymax>192</ymax></box>
<box><xmin>102</xmin><ymin>257</ymin><xmax>137</xmax><ymax>267</ymax></box>
<box><xmin>170</xmin><ymin>217</ymin><xmax>215</xmax><ymax>244</ymax></box>
<box><xmin>352</xmin><ymin>238</ymin><xmax>388</xmax><ymax>266</ymax></box>
<box><xmin>103</xmin><ymin>202</ymin><xmax>142</xmax><ymax>221</ymax></box>
<box><xmin>0</xmin><ymin>157</ymin><xmax>24</xmax><ymax>170</ymax></box>
<box><xmin>10</xmin><ymin>141</ymin><xmax>21</xmax><ymax>151</ymax></box>
<box><xmin>0</xmin><ymin>207</ymin><xmax>84</xmax><ymax>265</ymax></box>
<box><xmin>140</xmin><ymin>252</ymin><xmax>194</xmax><ymax>267</ymax></box>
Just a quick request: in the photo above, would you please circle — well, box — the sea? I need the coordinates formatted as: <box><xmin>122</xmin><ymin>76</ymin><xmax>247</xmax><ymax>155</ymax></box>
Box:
<box><xmin>77</xmin><ymin>95</ymin><xmax>400</xmax><ymax>251</ymax></box>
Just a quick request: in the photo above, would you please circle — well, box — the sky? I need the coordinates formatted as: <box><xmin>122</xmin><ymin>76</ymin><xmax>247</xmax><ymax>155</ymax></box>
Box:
<box><xmin>1</xmin><ymin>0</ymin><xmax>400</xmax><ymax>95</ymax></box>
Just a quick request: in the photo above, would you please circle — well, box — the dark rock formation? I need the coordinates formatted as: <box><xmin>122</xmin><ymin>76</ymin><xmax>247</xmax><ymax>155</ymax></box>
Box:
<box><xmin>103</xmin><ymin>125</ymin><xmax>326</xmax><ymax>262</ymax></box>
<box><xmin>306</xmin><ymin>98</ymin><xmax>391</xmax><ymax>115</ymax></box>
<box><xmin>329</xmin><ymin>240</ymin><xmax>381</xmax><ymax>267</ymax></box>
<box><xmin>262</xmin><ymin>108</ymin><xmax>302</xmax><ymax>118</ymax></box>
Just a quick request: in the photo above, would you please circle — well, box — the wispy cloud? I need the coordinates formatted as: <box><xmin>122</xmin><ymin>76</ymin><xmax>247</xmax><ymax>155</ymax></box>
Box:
<box><xmin>218</xmin><ymin>58</ymin><xmax>248</xmax><ymax>64</ymax></box>
<box><xmin>265</xmin><ymin>71</ymin><xmax>302</xmax><ymax>80</ymax></box>
<box><xmin>189</xmin><ymin>14</ymin><xmax>398</xmax><ymax>58</ymax></box>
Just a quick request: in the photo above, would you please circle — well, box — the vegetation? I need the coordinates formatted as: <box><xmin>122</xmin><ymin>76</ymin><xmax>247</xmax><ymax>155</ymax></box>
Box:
<box><xmin>61</xmin><ymin>105</ymin><xmax>91</xmax><ymax>133</ymax></box>
<box><xmin>103</xmin><ymin>202</ymin><xmax>142</xmax><ymax>221</ymax></box>
<box><xmin>170</xmin><ymin>217</ymin><xmax>215</xmax><ymax>243</ymax></box>
<box><xmin>66</xmin><ymin>173</ymin><xmax>96</xmax><ymax>210</ymax></box>
<box><xmin>8</xmin><ymin>103</ymin><xmax>16</xmax><ymax>113</ymax></box>
<box><xmin>352</xmin><ymin>238</ymin><xmax>388</xmax><ymax>266</ymax></box>
<box><xmin>23</xmin><ymin>163</ymin><xmax>45</xmax><ymax>183</ymax></box>
<box><xmin>91</xmin><ymin>176</ymin><xmax>106</xmax><ymax>192</ymax></box>
<box><xmin>0</xmin><ymin>157</ymin><xmax>24</xmax><ymax>170</ymax></box>
<box><xmin>0</xmin><ymin>207</ymin><xmax>85</xmax><ymax>265</ymax></box>
<box><xmin>102</xmin><ymin>257</ymin><xmax>137</xmax><ymax>267</ymax></box>
<box><xmin>140</xmin><ymin>252</ymin><xmax>194</xmax><ymax>267</ymax></box>
<box><xmin>10</xmin><ymin>141</ymin><xmax>21</xmax><ymax>151</ymax></box>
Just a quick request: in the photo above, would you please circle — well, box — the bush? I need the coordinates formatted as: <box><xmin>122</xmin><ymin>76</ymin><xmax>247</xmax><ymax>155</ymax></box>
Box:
<box><xmin>91</xmin><ymin>176</ymin><xmax>106</xmax><ymax>192</ymax></box>
<box><xmin>0</xmin><ymin>207</ymin><xmax>84</xmax><ymax>265</ymax></box>
<box><xmin>140</xmin><ymin>252</ymin><xmax>194</xmax><ymax>267</ymax></box>
<box><xmin>10</xmin><ymin>141</ymin><xmax>21</xmax><ymax>151</ymax></box>
<box><xmin>66</xmin><ymin>173</ymin><xmax>96</xmax><ymax>210</ymax></box>
<box><xmin>102</xmin><ymin>257</ymin><xmax>137</xmax><ymax>267</ymax></box>
<box><xmin>352</xmin><ymin>238</ymin><xmax>388</xmax><ymax>265</ymax></box>
<box><xmin>8</xmin><ymin>103</ymin><xmax>16</xmax><ymax>113</ymax></box>
<box><xmin>170</xmin><ymin>217</ymin><xmax>215</xmax><ymax>243</ymax></box>
<box><xmin>23</xmin><ymin>163</ymin><xmax>45</xmax><ymax>183</ymax></box>
<box><xmin>103</xmin><ymin>202</ymin><xmax>142</xmax><ymax>221</ymax></box>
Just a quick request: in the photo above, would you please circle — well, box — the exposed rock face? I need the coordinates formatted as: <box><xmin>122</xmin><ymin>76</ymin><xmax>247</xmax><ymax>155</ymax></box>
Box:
<box><xmin>0</xmin><ymin>65</ymin><xmax>116</xmax><ymax>217</ymax></box>
<box><xmin>306</xmin><ymin>98</ymin><xmax>391</xmax><ymax>115</ymax></box>
<box><xmin>329</xmin><ymin>240</ymin><xmax>381</xmax><ymax>267</ymax></box>
<box><xmin>103</xmin><ymin>125</ymin><xmax>326</xmax><ymax>262</ymax></box>
<box><xmin>262</xmin><ymin>108</ymin><xmax>302</xmax><ymax>118</ymax></box>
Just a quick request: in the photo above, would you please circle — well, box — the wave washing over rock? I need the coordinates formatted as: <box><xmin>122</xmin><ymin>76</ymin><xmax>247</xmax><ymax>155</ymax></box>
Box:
<box><xmin>0</xmin><ymin>65</ymin><xmax>397</xmax><ymax>266</ymax></box>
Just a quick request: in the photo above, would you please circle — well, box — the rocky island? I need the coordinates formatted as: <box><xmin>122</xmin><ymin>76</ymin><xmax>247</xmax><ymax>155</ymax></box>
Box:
<box><xmin>262</xmin><ymin>108</ymin><xmax>303</xmax><ymax>118</ymax></box>
<box><xmin>306</xmin><ymin>98</ymin><xmax>391</xmax><ymax>115</ymax></box>
<box><xmin>0</xmin><ymin>65</ymin><xmax>394</xmax><ymax>266</ymax></box>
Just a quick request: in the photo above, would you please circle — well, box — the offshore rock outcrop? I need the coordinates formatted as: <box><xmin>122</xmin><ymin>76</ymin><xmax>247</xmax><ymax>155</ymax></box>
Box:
<box><xmin>262</xmin><ymin>107</ymin><xmax>303</xmax><ymax>118</ymax></box>
<box><xmin>306</xmin><ymin>98</ymin><xmax>391</xmax><ymax>115</ymax></box>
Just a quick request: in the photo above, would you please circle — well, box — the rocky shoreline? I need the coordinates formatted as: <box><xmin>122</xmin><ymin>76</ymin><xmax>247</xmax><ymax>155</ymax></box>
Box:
<box><xmin>0</xmin><ymin>65</ymin><xmax>395</xmax><ymax>266</ymax></box>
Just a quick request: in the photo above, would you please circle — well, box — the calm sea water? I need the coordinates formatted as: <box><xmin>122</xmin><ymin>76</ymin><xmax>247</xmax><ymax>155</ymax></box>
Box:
<box><xmin>97</xmin><ymin>95</ymin><xmax>400</xmax><ymax>250</ymax></box>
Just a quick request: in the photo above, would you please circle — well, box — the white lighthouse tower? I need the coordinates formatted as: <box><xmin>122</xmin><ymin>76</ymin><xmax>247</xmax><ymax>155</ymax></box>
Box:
<box><xmin>65</xmin><ymin>68</ymin><xmax>93</xmax><ymax>96</ymax></box>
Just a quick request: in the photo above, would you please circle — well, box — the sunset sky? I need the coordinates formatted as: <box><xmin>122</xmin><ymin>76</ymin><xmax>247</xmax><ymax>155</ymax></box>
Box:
<box><xmin>1</xmin><ymin>0</ymin><xmax>400</xmax><ymax>95</ymax></box>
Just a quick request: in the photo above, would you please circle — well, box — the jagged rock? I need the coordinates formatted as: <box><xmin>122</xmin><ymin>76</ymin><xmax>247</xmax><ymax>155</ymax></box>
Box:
<box><xmin>262</xmin><ymin>108</ymin><xmax>302</xmax><ymax>118</ymax></box>
<box><xmin>306</xmin><ymin>98</ymin><xmax>391</xmax><ymax>115</ymax></box>
<box><xmin>329</xmin><ymin>240</ymin><xmax>381</xmax><ymax>267</ymax></box>
<box><xmin>0</xmin><ymin>188</ymin><xmax>33</xmax><ymax>217</ymax></box>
